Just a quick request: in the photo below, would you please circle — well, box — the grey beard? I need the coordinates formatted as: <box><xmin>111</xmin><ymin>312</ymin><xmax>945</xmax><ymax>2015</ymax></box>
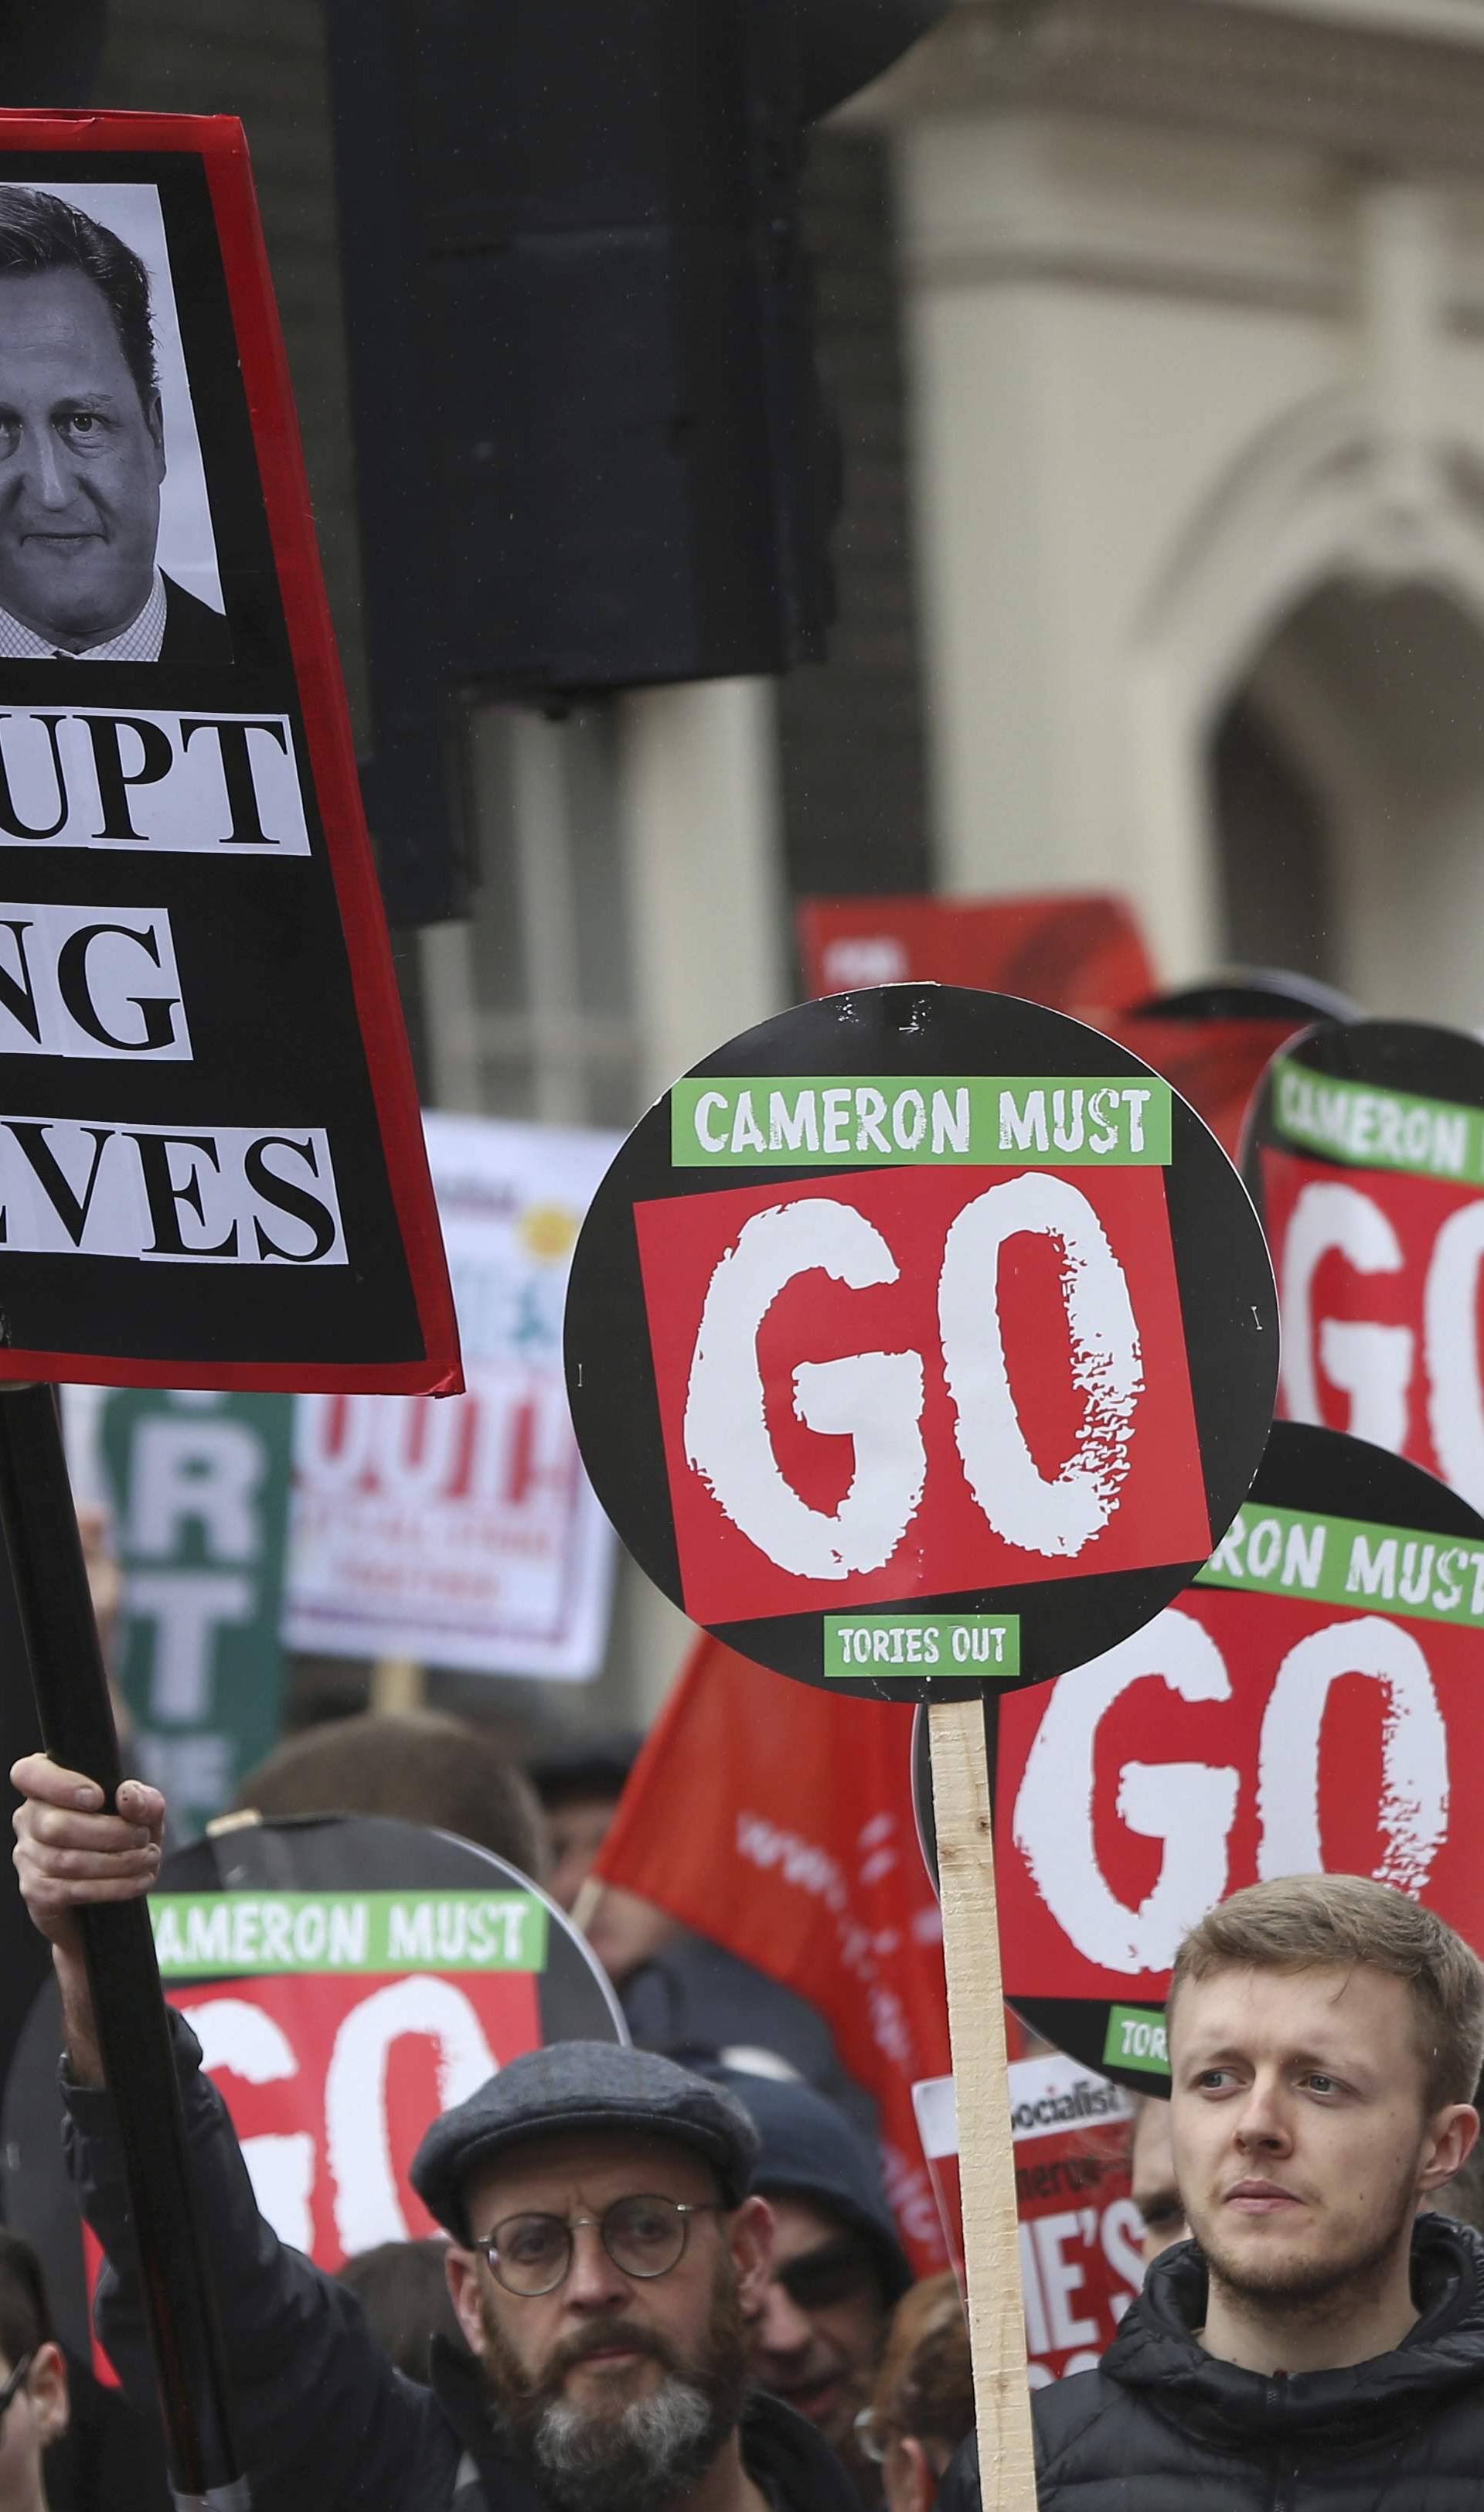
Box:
<box><xmin>526</xmin><ymin>2371</ymin><xmax>729</xmax><ymax>2512</ymax></box>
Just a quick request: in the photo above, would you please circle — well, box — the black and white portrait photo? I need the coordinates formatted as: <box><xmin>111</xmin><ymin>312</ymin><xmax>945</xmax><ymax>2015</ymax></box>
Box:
<box><xmin>0</xmin><ymin>180</ymin><xmax>228</xmax><ymax>662</ymax></box>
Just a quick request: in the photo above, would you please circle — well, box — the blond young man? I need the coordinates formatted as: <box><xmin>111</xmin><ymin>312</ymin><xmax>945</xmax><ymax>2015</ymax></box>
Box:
<box><xmin>942</xmin><ymin>1873</ymin><xmax>1484</xmax><ymax>2510</ymax></box>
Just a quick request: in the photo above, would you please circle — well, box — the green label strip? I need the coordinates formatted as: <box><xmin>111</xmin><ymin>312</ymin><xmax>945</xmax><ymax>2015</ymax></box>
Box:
<box><xmin>151</xmin><ymin>1889</ymin><xmax>549</xmax><ymax>1979</ymax></box>
<box><xmin>671</xmin><ymin>1076</ymin><xmax>1173</xmax><ymax>1168</ymax></box>
<box><xmin>1196</xmin><ymin>1502</ymin><xmax>1484</xmax><ymax>1630</ymax></box>
<box><xmin>823</xmin><ymin>1613</ymin><xmax>1021</xmax><ymax>1679</ymax></box>
<box><xmin>1270</xmin><ymin>1055</ymin><xmax>1483</xmax><ymax>1184</ymax></box>
<box><xmin>1104</xmin><ymin>2005</ymin><xmax>1169</xmax><ymax>2076</ymax></box>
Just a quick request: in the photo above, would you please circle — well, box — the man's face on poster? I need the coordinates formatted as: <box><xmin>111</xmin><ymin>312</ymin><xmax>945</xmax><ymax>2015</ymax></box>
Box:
<box><xmin>0</xmin><ymin>264</ymin><xmax>165</xmax><ymax>649</ymax></box>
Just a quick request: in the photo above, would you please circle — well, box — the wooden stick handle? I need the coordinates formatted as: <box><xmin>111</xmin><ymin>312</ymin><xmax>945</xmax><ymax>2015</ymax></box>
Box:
<box><xmin>929</xmin><ymin>1695</ymin><xmax>1037</xmax><ymax>2509</ymax></box>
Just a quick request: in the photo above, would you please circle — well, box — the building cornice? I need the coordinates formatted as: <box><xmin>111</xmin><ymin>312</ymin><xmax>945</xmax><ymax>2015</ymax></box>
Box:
<box><xmin>847</xmin><ymin>0</ymin><xmax>1484</xmax><ymax>178</ymax></box>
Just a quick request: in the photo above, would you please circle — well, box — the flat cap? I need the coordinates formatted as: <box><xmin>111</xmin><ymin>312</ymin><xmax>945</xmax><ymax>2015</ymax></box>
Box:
<box><xmin>410</xmin><ymin>2040</ymin><xmax>761</xmax><ymax>2244</ymax></box>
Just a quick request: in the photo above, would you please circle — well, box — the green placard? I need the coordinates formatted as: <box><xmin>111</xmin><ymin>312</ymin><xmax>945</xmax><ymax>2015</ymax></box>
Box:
<box><xmin>100</xmin><ymin>1388</ymin><xmax>295</xmax><ymax>1842</ymax></box>
<box><xmin>671</xmin><ymin>1076</ymin><xmax>1173</xmax><ymax>1168</ymax></box>
<box><xmin>1104</xmin><ymin>2005</ymin><xmax>1170</xmax><ymax>2076</ymax></box>
<box><xmin>1196</xmin><ymin>1501</ymin><xmax>1484</xmax><ymax>1630</ymax></box>
<box><xmin>151</xmin><ymin>1887</ymin><xmax>549</xmax><ymax>1979</ymax></box>
<box><xmin>1269</xmin><ymin>1055</ymin><xmax>1483</xmax><ymax>1184</ymax></box>
<box><xmin>822</xmin><ymin>1613</ymin><xmax>1021</xmax><ymax>1679</ymax></box>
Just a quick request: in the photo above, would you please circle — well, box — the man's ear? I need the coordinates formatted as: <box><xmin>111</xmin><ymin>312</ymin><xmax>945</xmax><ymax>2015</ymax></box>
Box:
<box><xmin>444</xmin><ymin>2244</ymin><xmax>488</xmax><ymax>2357</ymax></box>
<box><xmin>1420</xmin><ymin>2103</ymin><xmax>1479</xmax><ymax>2196</ymax></box>
<box><xmin>883</xmin><ymin>2434</ymin><xmax>938</xmax><ymax>2512</ymax></box>
<box><xmin>29</xmin><ymin>2340</ymin><xmax>67</xmax><ymax>2448</ymax></box>
<box><xmin>729</xmin><ymin>2194</ymin><xmax>774</xmax><ymax>2314</ymax></box>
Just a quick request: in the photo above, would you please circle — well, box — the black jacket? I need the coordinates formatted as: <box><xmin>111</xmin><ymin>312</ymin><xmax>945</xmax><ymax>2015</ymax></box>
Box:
<box><xmin>61</xmin><ymin>2013</ymin><xmax>859</xmax><ymax>2512</ymax></box>
<box><xmin>941</xmin><ymin>2218</ymin><xmax>1484</xmax><ymax>2510</ymax></box>
<box><xmin>159</xmin><ymin>574</ymin><xmax>233</xmax><ymax>662</ymax></box>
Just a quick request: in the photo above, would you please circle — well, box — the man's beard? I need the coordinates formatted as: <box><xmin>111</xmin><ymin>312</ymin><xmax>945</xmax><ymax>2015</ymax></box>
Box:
<box><xmin>1197</xmin><ymin>2173</ymin><xmax>1418</xmax><ymax>2319</ymax></box>
<box><xmin>478</xmin><ymin>2258</ymin><xmax>751</xmax><ymax>2512</ymax></box>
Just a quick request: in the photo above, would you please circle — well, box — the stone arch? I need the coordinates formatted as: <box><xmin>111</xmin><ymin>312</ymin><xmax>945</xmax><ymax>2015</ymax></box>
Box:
<box><xmin>1128</xmin><ymin>388</ymin><xmax>1484</xmax><ymax>995</ymax></box>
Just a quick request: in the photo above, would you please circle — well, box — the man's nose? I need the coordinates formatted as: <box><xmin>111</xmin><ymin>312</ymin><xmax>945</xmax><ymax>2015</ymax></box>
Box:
<box><xmin>1233</xmin><ymin>2076</ymin><xmax>1292</xmax><ymax>2152</ymax></box>
<box><xmin>754</xmin><ymin>2279</ymin><xmax>815</xmax><ymax>2361</ymax></box>
<box><xmin>563</xmin><ymin>2221</ymin><xmax>632</xmax><ymax>2311</ymax></box>
<box><xmin>14</xmin><ymin>424</ymin><xmax>77</xmax><ymax>512</ymax></box>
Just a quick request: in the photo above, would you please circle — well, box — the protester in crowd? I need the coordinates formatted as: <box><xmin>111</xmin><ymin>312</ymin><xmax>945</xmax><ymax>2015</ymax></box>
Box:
<box><xmin>12</xmin><ymin>1756</ymin><xmax>860</xmax><ymax>2512</ymax></box>
<box><xmin>527</xmin><ymin>1735</ymin><xmax>641</xmax><ymax>1914</ymax></box>
<box><xmin>236</xmin><ymin>1709</ymin><xmax>548</xmax><ymax>1881</ymax></box>
<box><xmin>1127</xmin><ymin>2093</ymin><xmax>1186</xmax><ymax>2264</ymax></box>
<box><xmin>336</xmin><ymin>2239</ymin><xmax>467</xmax><ymax>2386</ymax></box>
<box><xmin>1130</xmin><ymin>2077</ymin><xmax>1482</xmax><ymax>2264</ymax></box>
<box><xmin>708</xmin><ymin>2066</ymin><xmax>910</xmax><ymax>2505</ymax></box>
<box><xmin>528</xmin><ymin>1733</ymin><xmax>875</xmax><ymax>2135</ymax></box>
<box><xmin>940</xmin><ymin>1873</ymin><xmax>1484</xmax><ymax>2507</ymax></box>
<box><xmin>862</xmin><ymin>2275</ymin><xmax>973</xmax><ymax>2512</ymax></box>
<box><xmin>0</xmin><ymin>2232</ymin><xmax>65</xmax><ymax>2512</ymax></box>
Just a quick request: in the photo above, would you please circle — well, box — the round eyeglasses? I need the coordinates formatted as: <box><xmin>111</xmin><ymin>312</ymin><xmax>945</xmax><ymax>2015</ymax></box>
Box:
<box><xmin>478</xmin><ymin>2195</ymin><xmax>723</xmax><ymax>2297</ymax></box>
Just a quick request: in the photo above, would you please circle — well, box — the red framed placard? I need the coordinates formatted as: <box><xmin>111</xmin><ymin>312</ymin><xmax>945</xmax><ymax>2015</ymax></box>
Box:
<box><xmin>0</xmin><ymin>113</ymin><xmax>458</xmax><ymax>1393</ymax></box>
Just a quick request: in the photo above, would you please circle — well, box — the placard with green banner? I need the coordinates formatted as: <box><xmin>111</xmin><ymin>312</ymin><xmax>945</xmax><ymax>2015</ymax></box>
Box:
<box><xmin>99</xmin><ymin>1387</ymin><xmax>295</xmax><ymax>1839</ymax></box>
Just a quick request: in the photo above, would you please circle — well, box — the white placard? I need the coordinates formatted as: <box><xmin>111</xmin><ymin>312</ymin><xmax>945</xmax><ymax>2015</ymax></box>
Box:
<box><xmin>284</xmin><ymin>1112</ymin><xmax>620</xmax><ymax>1679</ymax></box>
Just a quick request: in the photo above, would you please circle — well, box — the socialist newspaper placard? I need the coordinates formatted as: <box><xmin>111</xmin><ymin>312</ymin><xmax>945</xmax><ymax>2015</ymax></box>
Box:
<box><xmin>914</xmin><ymin>2058</ymin><xmax>1139</xmax><ymax>2382</ymax></box>
<box><xmin>286</xmin><ymin>1113</ymin><xmax>618</xmax><ymax>1679</ymax></box>
<box><xmin>0</xmin><ymin>116</ymin><xmax>455</xmax><ymax>1392</ymax></box>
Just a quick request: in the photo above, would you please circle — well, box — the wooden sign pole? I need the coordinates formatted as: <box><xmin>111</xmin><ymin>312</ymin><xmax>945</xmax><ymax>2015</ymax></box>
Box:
<box><xmin>0</xmin><ymin>1386</ymin><xmax>247</xmax><ymax>2510</ymax></box>
<box><xmin>929</xmin><ymin>1696</ymin><xmax>1037</xmax><ymax>2510</ymax></box>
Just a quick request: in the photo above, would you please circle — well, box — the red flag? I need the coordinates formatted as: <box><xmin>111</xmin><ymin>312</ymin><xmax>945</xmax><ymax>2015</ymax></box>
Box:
<box><xmin>1103</xmin><ymin>1013</ymin><xmax>1296</xmax><ymax>1161</ymax></box>
<box><xmin>796</xmin><ymin>893</ymin><xmax>1155</xmax><ymax>1026</ymax></box>
<box><xmin>594</xmin><ymin>1637</ymin><xmax>952</xmax><ymax>2272</ymax></box>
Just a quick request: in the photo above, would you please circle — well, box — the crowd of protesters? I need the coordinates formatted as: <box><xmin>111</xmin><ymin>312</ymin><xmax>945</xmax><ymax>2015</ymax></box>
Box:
<box><xmin>4</xmin><ymin>1686</ymin><xmax>1484</xmax><ymax>2512</ymax></box>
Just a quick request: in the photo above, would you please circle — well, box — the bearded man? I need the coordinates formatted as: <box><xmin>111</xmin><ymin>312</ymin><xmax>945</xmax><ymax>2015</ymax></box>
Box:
<box><xmin>12</xmin><ymin>1754</ymin><xmax>859</xmax><ymax>2512</ymax></box>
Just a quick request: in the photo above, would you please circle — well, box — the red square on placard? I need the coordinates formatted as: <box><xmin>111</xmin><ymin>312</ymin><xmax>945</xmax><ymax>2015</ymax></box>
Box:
<box><xmin>1261</xmin><ymin>1144</ymin><xmax>1484</xmax><ymax>1487</ymax></box>
<box><xmin>633</xmin><ymin>1166</ymin><xmax>1209</xmax><ymax>1625</ymax></box>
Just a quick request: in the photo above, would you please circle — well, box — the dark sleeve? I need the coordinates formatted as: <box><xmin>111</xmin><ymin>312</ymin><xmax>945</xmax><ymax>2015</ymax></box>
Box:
<box><xmin>938</xmin><ymin>2432</ymin><xmax>982</xmax><ymax>2511</ymax></box>
<box><xmin>60</xmin><ymin>2009</ymin><xmax>450</xmax><ymax>2512</ymax></box>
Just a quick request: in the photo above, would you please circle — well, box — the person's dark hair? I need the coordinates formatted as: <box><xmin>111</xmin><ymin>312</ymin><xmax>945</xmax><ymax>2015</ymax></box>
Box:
<box><xmin>337</xmin><ymin>2240</ymin><xmax>465</xmax><ymax>2385</ymax></box>
<box><xmin>235</xmin><ymin>1710</ymin><xmax>546</xmax><ymax>1880</ymax></box>
<box><xmin>0</xmin><ymin>185</ymin><xmax>159</xmax><ymax>415</ymax></box>
<box><xmin>0</xmin><ymin>2228</ymin><xmax>53</xmax><ymax>2371</ymax></box>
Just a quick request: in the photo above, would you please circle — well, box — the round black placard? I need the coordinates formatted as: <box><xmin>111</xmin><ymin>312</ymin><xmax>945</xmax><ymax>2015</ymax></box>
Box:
<box><xmin>914</xmin><ymin>1422</ymin><xmax>1484</xmax><ymax>2094</ymax></box>
<box><xmin>2</xmin><ymin>1814</ymin><xmax>622</xmax><ymax>2357</ymax></box>
<box><xmin>565</xmin><ymin>985</ymin><xmax>1278</xmax><ymax>1703</ymax></box>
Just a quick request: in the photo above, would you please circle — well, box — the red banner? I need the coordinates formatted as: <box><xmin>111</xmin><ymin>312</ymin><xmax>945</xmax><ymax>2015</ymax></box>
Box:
<box><xmin>797</xmin><ymin>895</ymin><xmax>1154</xmax><ymax>1023</ymax></box>
<box><xmin>594</xmin><ymin>1638</ymin><xmax>952</xmax><ymax>2273</ymax></box>
<box><xmin>994</xmin><ymin>1583</ymin><xmax>1484</xmax><ymax>2009</ymax></box>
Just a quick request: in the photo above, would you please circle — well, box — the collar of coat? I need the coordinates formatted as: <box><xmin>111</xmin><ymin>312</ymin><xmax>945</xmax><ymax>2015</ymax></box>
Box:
<box><xmin>1105</xmin><ymin>2214</ymin><xmax>1484</xmax><ymax>2447</ymax></box>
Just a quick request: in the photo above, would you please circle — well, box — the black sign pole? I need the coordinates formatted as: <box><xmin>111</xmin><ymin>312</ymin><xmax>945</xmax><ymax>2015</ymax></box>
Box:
<box><xmin>0</xmin><ymin>1386</ymin><xmax>246</xmax><ymax>2512</ymax></box>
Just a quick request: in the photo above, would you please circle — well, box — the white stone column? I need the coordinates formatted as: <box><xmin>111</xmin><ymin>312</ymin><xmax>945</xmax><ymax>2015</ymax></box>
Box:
<box><xmin>614</xmin><ymin>677</ymin><xmax>789</xmax><ymax>1716</ymax></box>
